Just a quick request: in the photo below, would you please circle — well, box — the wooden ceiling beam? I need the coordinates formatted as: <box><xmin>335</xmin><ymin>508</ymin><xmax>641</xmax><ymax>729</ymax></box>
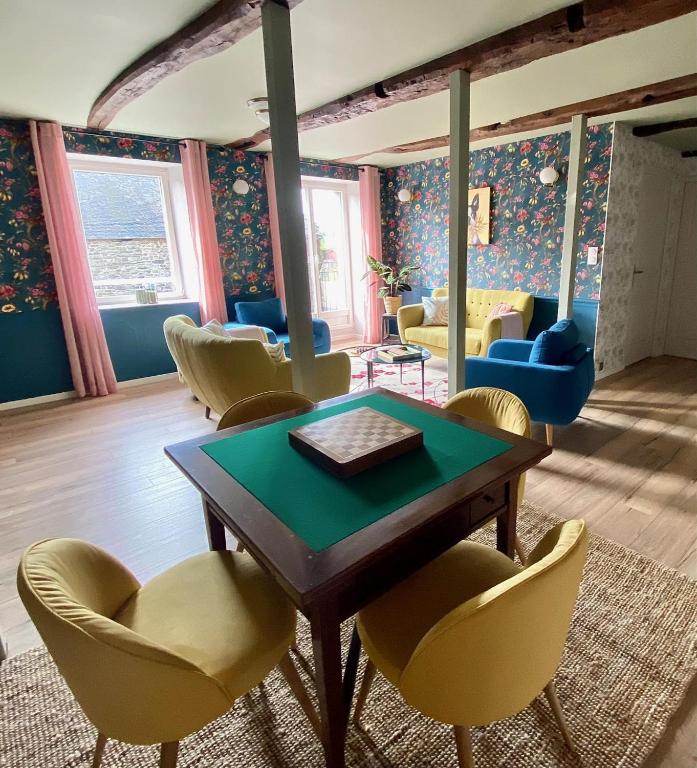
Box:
<box><xmin>633</xmin><ymin>117</ymin><xmax>697</xmax><ymax>136</ymax></box>
<box><xmin>334</xmin><ymin>74</ymin><xmax>697</xmax><ymax>162</ymax></box>
<box><xmin>87</xmin><ymin>0</ymin><xmax>304</xmax><ymax>130</ymax></box>
<box><xmin>230</xmin><ymin>0</ymin><xmax>697</xmax><ymax>149</ymax></box>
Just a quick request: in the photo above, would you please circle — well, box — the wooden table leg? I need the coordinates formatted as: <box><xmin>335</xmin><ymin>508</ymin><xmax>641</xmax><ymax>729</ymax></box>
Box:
<box><xmin>343</xmin><ymin>624</ymin><xmax>361</xmax><ymax>716</ymax></box>
<box><xmin>496</xmin><ymin>482</ymin><xmax>516</xmax><ymax>559</ymax></box>
<box><xmin>311</xmin><ymin>605</ymin><xmax>349</xmax><ymax>768</ymax></box>
<box><xmin>203</xmin><ymin>499</ymin><xmax>227</xmax><ymax>551</ymax></box>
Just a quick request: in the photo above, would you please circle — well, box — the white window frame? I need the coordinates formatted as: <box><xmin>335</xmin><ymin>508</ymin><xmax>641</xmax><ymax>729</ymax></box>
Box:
<box><xmin>68</xmin><ymin>153</ymin><xmax>197</xmax><ymax>307</ymax></box>
<box><xmin>300</xmin><ymin>175</ymin><xmax>359</xmax><ymax>336</ymax></box>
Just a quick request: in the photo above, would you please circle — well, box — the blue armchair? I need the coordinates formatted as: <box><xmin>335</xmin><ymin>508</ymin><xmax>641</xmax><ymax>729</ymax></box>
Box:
<box><xmin>464</xmin><ymin>337</ymin><xmax>595</xmax><ymax>444</ymax></box>
<box><xmin>224</xmin><ymin>297</ymin><xmax>331</xmax><ymax>356</ymax></box>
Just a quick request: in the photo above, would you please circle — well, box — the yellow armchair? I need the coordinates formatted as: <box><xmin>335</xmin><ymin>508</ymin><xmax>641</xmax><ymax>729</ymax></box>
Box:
<box><xmin>397</xmin><ymin>287</ymin><xmax>534</xmax><ymax>358</ymax></box>
<box><xmin>18</xmin><ymin>538</ymin><xmax>318</xmax><ymax>767</ymax></box>
<box><xmin>163</xmin><ymin>315</ymin><xmax>351</xmax><ymax>417</ymax></box>
<box><xmin>355</xmin><ymin>519</ymin><xmax>588</xmax><ymax>766</ymax></box>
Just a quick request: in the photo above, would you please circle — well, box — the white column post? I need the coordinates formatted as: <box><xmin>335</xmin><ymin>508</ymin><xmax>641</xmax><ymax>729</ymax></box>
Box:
<box><xmin>261</xmin><ymin>0</ymin><xmax>316</xmax><ymax>397</ymax></box>
<box><xmin>558</xmin><ymin>113</ymin><xmax>588</xmax><ymax>320</ymax></box>
<box><xmin>447</xmin><ymin>69</ymin><xmax>470</xmax><ymax>398</ymax></box>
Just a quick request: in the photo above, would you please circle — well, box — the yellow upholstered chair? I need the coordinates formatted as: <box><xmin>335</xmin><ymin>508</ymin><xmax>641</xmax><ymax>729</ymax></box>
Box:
<box><xmin>354</xmin><ymin>520</ymin><xmax>588</xmax><ymax>767</ymax></box>
<box><xmin>217</xmin><ymin>390</ymin><xmax>313</xmax><ymax>432</ymax></box>
<box><xmin>444</xmin><ymin>387</ymin><xmax>531</xmax><ymax>563</ymax></box>
<box><xmin>163</xmin><ymin>315</ymin><xmax>350</xmax><ymax>419</ymax></box>
<box><xmin>18</xmin><ymin>539</ymin><xmax>318</xmax><ymax>767</ymax></box>
<box><xmin>397</xmin><ymin>287</ymin><xmax>534</xmax><ymax>358</ymax></box>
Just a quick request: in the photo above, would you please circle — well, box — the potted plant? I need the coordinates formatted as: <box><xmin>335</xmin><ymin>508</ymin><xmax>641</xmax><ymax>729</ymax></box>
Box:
<box><xmin>363</xmin><ymin>256</ymin><xmax>420</xmax><ymax>315</ymax></box>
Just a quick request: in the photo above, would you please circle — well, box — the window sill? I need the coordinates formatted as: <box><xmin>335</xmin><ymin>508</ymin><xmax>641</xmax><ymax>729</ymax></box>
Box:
<box><xmin>99</xmin><ymin>298</ymin><xmax>198</xmax><ymax>311</ymax></box>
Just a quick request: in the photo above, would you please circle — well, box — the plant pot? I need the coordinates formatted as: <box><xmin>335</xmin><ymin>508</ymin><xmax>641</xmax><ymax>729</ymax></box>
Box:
<box><xmin>383</xmin><ymin>296</ymin><xmax>402</xmax><ymax>315</ymax></box>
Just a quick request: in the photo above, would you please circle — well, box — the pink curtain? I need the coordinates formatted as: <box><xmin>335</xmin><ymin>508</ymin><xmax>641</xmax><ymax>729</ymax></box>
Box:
<box><xmin>180</xmin><ymin>139</ymin><xmax>228</xmax><ymax>324</ymax></box>
<box><xmin>359</xmin><ymin>165</ymin><xmax>383</xmax><ymax>344</ymax></box>
<box><xmin>30</xmin><ymin>121</ymin><xmax>117</xmax><ymax>398</ymax></box>
<box><xmin>263</xmin><ymin>154</ymin><xmax>286</xmax><ymax>310</ymax></box>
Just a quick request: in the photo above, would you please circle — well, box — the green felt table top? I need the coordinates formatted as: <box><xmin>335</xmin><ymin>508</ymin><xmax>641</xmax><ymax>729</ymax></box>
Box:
<box><xmin>201</xmin><ymin>393</ymin><xmax>511</xmax><ymax>552</ymax></box>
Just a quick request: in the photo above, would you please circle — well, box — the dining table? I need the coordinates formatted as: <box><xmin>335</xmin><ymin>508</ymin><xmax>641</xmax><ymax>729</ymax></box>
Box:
<box><xmin>165</xmin><ymin>387</ymin><xmax>551</xmax><ymax>768</ymax></box>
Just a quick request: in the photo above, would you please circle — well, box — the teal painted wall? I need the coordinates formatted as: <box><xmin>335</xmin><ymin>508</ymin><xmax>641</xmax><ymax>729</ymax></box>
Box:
<box><xmin>0</xmin><ymin>307</ymin><xmax>73</xmax><ymax>402</ymax></box>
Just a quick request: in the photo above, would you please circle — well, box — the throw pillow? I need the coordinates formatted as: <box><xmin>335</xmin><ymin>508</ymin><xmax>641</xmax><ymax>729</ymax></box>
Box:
<box><xmin>561</xmin><ymin>342</ymin><xmax>588</xmax><ymax>365</ymax></box>
<box><xmin>422</xmin><ymin>296</ymin><xmax>449</xmax><ymax>326</ymax></box>
<box><xmin>263</xmin><ymin>342</ymin><xmax>287</xmax><ymax>363</ymax></box>
<box><xmin>235</xmin><ymin>297</ymin><xmax>286</xmax><ymax>333</ymax></box>
<box><xmin>530</xmin><ymin>319</ymin><xmax>580</xmax><ymax>365</ymax></box>
<box><xmin>487</xmin><ymin>302</ymin><xmax>514</xmax><ymax>319</ymax></box>
<box><xmin>200</xmin><ymin>319</ymin><xmax>227</xmax><ymax>337</ymax></box>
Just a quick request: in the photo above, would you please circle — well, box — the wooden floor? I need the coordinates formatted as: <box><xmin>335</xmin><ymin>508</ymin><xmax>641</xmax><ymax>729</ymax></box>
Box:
<box><xmin>1</xmin><ymin>355</ymin><xmax>695</xmax><ymax>766</ymax></box>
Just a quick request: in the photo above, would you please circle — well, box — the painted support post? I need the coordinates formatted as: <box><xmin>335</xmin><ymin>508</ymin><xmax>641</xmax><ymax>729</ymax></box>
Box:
<box><xmin>261</xmin><ymin>0</ymin><xmax>316</xmax><ymax>397</ymax></box>
<box><xmin>558</xmin><ymin>113</ymin><xmax>588</xmax><ymax>320</ymax></box>
<box><xmin>447</xmin><ymin>69</ymin><xmax>470</xmax><ymax>398</ymax></box>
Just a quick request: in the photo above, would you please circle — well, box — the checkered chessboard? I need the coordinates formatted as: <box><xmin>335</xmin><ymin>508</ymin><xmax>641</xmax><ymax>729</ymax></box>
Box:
<box><xmin>292</xmin><ymin>407</ymin><xmax>420</xmax><ymax>463</ymax></box>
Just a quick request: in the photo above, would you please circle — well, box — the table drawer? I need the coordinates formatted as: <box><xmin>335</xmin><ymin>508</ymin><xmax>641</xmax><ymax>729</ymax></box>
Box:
<box><xmin>470</xmin><ymin>486</ymin><xmax>507</xmax><ymax>526</ymax></box>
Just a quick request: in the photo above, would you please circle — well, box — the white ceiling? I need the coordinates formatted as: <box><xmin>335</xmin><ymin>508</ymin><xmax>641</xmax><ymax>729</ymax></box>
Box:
<box><xmin>1</xmin><ymin>0</ymin><xmax>695</xmax><ymax>164</ymax></box>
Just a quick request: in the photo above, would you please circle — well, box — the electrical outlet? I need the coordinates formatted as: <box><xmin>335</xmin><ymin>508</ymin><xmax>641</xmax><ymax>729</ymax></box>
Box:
<box><xmin>587</xmin><ymin>246</ymin><xmax>599</xmax><ymax>266</ymax></box>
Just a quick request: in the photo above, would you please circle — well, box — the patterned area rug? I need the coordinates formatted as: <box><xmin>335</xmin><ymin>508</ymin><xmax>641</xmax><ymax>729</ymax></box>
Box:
<box><xmin>2</xmin><ymin>503</ymin><xmax>696</xmax><ymax>768</ymax></box>
<box><xmin>343</xmin><ymin>345</ymin><xmax>449</xmax><ymax>406</ymax></box>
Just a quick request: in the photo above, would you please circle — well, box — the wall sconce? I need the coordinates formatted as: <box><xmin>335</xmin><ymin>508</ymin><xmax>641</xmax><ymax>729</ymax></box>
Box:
<box><xmin>397</xmin><ymin>188</ymin><xmax>412</xmax><ymax>202</ymax></box>
<box><xmin>247</xmin><ymin>97</ymin><xmax>270</xmax><ymax>125</ymax></box>
<box><xmin>232</xmin><ymin>179</ymin><xmax>250</xmax><ymax>195</ymax></box>
<box><xmin>539</xmin><ymin>166</ymin><xmax>560</xmax><ymax>185</ymax></box>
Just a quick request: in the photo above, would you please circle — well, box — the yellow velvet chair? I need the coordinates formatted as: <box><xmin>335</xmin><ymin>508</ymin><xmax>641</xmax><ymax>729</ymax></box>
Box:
<box><xmin>17</xmin><ymin>539</ymin><xmax>319</xmax><ymax>767</ymax></box>
<box><xmin>217</xmin><ymin>390</ymin><xmax>314</xmax><ymax>432</ymax></box>
<box><xmin>354</xmin><ymin>520</ymin><xmax>587</xmax><ymax>767</ymax></box>
<box><xmin>163</xmin><ymin>315</ymin><xmax>351</xmax><ymax>419</ymax></box>
<box><xmin>397</xmin><ymin>287</ymin><xmax>534</xmax><ymax>358</ymax></box>
<box><xmin>444</xmin><ymin>387</ymin><xmax>531</xmax><ymax>563</ymax></box>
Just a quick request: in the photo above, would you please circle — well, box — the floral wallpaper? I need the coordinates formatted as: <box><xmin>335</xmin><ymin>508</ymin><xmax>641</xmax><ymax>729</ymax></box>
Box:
<box><xmin>380</xmin><ymin>124</ymin><xmax>613</xmax><ymax>300</ymax></box>
<box><xmin>0</xmin><ymin>119</ymin><xmax>56</xmax><ymax>313</ymax></box>
<box><xmin>64</xmin><ymin>127</ymin><xmax>180</xmax><ymax>163</ymax></box>
<box><xmin>207</xmin><ymin>148</ymin><xmax>275</xmax><ymax>299</ymax></box>
<box><xmin>0</xmin><ymin>119</ymin><xmax>359</xmax><ymax>313</ymax></box>
<box><xmin>300</xmin><ymin>158</ymin><xmax>359</xmax><ymax>181</ymax></box>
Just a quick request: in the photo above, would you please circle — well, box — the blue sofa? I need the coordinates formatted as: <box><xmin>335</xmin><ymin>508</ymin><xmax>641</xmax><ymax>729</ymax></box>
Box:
<box><xmin>464</xmin><ymin>321</ymin><xmax>595</xmax><ymax>443</ymax></box>
<box><xmin>224</xmin><ymin>297</ymin><xmax>331</xmax><ymax>356</ymax></box>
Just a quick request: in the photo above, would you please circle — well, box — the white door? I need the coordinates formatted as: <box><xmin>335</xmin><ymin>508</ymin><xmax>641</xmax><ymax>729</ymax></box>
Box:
<box><xmin>665</xmin><ymin>181</ymin><xmax>697</xmax><ymax>360</ymax></box>
<box><xmin>623</xmin><ymin>170</ymin><xmax>670</xmax><ymax>366</ymax></box>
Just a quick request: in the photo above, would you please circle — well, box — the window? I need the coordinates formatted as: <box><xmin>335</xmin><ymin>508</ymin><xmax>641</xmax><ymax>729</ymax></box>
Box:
<box><xmin>301</xmin><ymin>177</ymin><xmax>361</xmax><ymax>336</ymax></box>
<box><xmin>69</xmin><ymin>154</ymin><xmax>196</xmax><ymax>306</ymax></box>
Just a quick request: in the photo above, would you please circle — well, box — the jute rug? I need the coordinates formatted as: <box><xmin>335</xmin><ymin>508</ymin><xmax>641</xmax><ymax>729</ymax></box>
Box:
<box><xmin>2</xmin><ymin>503</ymin><xmax>695</xmax><ymax>767</ymax></box>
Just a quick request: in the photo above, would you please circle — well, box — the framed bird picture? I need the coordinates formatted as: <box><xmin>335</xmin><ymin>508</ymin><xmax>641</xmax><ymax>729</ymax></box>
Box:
<box><xmin>468</xmin><ymin>187</ymin><xmax>491</xmax><ymax>245</ymax></box>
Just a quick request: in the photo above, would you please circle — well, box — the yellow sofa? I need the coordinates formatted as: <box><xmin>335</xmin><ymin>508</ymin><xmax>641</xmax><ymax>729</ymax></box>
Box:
<box><xmin>163</xmin><ymin>315</ymin><xmax>351</xmax><ymax>416</ymax></box>
<box><xmin>397</xmin><ymin>287</ymin><xmax>534</xmax><ymax>357</ymax></box>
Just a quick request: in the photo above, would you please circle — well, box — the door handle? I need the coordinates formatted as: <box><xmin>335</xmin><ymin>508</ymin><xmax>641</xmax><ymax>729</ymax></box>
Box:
<box><xmin>633</xmin><ymin>268</ymin><xmax>645</xmax><ymax>275</ymax></box>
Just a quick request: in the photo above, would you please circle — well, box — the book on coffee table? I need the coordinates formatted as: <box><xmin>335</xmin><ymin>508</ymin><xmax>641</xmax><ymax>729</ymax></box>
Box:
<box><xmin>376</xmin><ymin>345</ymin><xmax>423</xmax><ymax>363</ymax></box>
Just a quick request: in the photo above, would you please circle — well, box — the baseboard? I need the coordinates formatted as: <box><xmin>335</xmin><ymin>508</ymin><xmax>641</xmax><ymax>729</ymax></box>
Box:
<box><xmin>117</xmin><ymin>372</ymin><xmax>178</xmax><ymax>388</ymax></box>
<box><xmin>0</xmin><ymin>372</ymin><xmax>179</xmax><ymax>412</ymax></box>
<box><xmin>0</xmin><ymin>390</ymin><xmax>77</xmax><ymax>412</ymax></box>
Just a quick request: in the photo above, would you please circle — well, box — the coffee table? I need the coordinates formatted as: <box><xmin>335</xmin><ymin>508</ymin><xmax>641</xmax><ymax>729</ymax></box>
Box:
<box><xmin>361</xmin><ymin>345</ymin><xmax>432</xmax><ymax>398</ymax></box>
<box><xmin>165</xmin><ymin>388</ymin><xmax>551</xmax><ymax>768</ymax></box>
